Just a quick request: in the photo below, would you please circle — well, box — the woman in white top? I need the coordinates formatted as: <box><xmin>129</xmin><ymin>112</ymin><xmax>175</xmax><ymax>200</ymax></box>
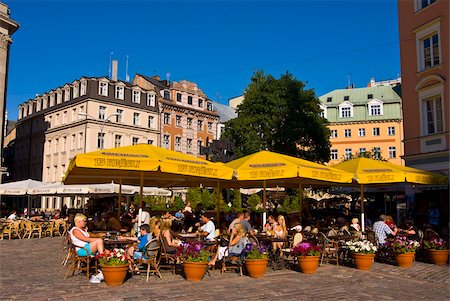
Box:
<box><xmin>272</xmin><ymin>215</ymin><xmax>287</xmax><ymax>252</ymax></box>
<box><xmin>69</xmin><ymin>213</ymin><xmax>105</xmax><ymax>256</ymax></box>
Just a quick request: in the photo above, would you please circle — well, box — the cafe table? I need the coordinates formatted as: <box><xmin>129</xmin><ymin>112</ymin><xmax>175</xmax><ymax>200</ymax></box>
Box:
<box><xmin>103</xmin><ymin>238</ymin><xmax>135</xmax><ymax>249</ymax></box>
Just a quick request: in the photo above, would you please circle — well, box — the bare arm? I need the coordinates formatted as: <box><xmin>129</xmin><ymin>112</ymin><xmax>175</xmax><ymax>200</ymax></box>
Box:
<box><xmin>164</xmin><ymin>231</ymin><xmax>179</xmax><ymax>247</ymax></box>
<box><xmin>72</xmin><ymin>228</ymin><xmax>100</xmax><ymax>243</ymax></box>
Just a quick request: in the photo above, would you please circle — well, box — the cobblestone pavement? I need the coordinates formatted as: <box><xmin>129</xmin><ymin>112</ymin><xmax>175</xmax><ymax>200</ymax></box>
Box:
<box><xmin>0</xmin><ymin>237</ymin><xmax>448</xmax><ymax>301</ymax></box>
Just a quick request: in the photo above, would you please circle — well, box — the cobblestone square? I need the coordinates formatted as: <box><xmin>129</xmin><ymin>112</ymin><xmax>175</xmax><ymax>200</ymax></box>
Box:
<box><xmin>0</xmin><ymin>237</ymin><xmax>448</xmax><ymax>300</ymax></box>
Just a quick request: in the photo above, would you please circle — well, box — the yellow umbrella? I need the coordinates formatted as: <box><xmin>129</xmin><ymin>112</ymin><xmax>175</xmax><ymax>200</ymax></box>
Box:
<box><xmin>332</xmin><ymin>157</ymin><xmax>448</xmax><ymax>231</ymax></box>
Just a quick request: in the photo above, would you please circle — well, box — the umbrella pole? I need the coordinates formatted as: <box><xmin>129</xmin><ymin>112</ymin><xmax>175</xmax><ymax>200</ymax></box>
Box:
<box><xmin>298</xmin><ymin>183</ymin><xmax>303</xmax><ymax>213</ymax></box>
<box><xmin>138</xmin><ymin>172</ymin><xmax>144</xmax><ymax>228</ymax></box>
<box><xmin>118</xmin><ymin>179</ymin><xmax>122</xmax><ymax>218</ymax></box>
<box><xmin>262</xmin><ymin>180</ymin><xmax>267</xmax><ymax>229</ymax></box>
<box><xmin>216</xmin><ymin>181</ymin><xmax>220</xmax><ymax>226</ymax></box>
<box><xmin>360</xmin><ymin>184</ymin><xmax>365</xmax><ymax>232</ymax></box>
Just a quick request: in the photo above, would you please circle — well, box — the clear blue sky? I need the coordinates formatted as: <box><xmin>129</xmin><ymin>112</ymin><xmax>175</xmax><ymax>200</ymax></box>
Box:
<box><xmin>5</xmin><ymin>0</ymin><xmax>400</xmax><ymax>120</ymax></box>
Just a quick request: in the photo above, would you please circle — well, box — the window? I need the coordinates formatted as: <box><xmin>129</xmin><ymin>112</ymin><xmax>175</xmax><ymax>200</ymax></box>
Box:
<box><xmin>207</xmin><ymin>102</ymin><xmax>213</xmax><ymax>111</ymax></box>
<box><xmin>176</xmin><ymin>115</ymin><xmax>182</xmax><ymax>127</ymax></box>
<box><xmin>327</xmin><ymin>97</ymin><xmax>332</xmax><ymax>102</ymax></box>
<box><xmin>116</xmin><ymin>109</ymin><xmax>123</xmax><ymax>122</ymax></box>
<box><xmin>423</xmin><ymin>95</ymin><xmax>443</xmax><ymax>134</ymax></box>
<box><xmin>132</xmin><ymin>90</ymin><xmax>141</xmax><ymax>103</ymax></box>
<box><xmin>78</xmin><ymin>133</ymin><xmax>83</xmax><ymax>148</ymax></box>
<box><xmin>345</xmin><ymin>148</ymin><xmax>352</xmax><ymax>160</ymax></box>
<box><xmin>64</xmin><ymin>89</ymin><xmax>70</xmax><ymax>101</ymax></box>
<box><xmin>197</xmin><ymin>120</ymin><xmax>203</xmax><ymax>131</ymax></box>
<box><xmin>99</xmin><ymin>82</ymin><xmax>108</xmax><ymax>96</ymax></box>
<box><xmin>47</xmin><ymin>140</ymin><xmax>52</xmax><ymax>154</ymax></box>
<box><xmin>147</xmin><ymin>93</ymin><xmax>156</xmax><ymax>106</ymax></box>
<box><xmin>388</xmin><ymin>126</ymin><xmax>395</xmax><ymax>136</ymax></box>
<box><xmin>359</xmin><ymin>148</ymin><xmax>366</xmax><ymax>155</ymax></box>
<box><xmin>62</xmin><ymin>136</ymin><xmax>67</xmax><ymax>152</ymax></box>
<box><xmin>80</xmin><ymin>81</ymin><xmax>87</xmax><ymax>96</ymax></box>
<box><xmin>198</xmin><ymin>99</ymin><xmax>203</xmax><ymax>108</ymax></box>
<box><xmin>421</xmin><ymin>32</ymin><xmax>440</xmax><ymax>70</ymax></box>
<box><xmin>50</xmin><ymin>94</ymin><xmax>55</xmax><ymax>107</ymax></box>
<box><xmin>163</xmin><ymin>135</ymin><xmax>170</xmax><ymax>149</ymax></box>
<box><xmin>176</xmin><ymin>93</ymin><xmax>182</xmax><ymax>102</ymax></box>
<box><xmin>344</xmin><ymin>96</ymin><xmax>349</xmax><ymax>101</ymax></box>
<box><xmin>330</xmin><ymin>149</ymin><xmax>338</xmax><ymax>160</ymax></box>
<box><xmin>164</xmin><ymin>113</ymin><xmax>170</xmax><ymax>125</ymax></box>
<box><xmin>369</xmin><ymin>103</ymin><xmax>383</xmax><ymax>116</ymax></box>
<box><xmin>71</xmin><ymin>134</ymin><xmax>76</xmax><ymax>150</ymax></box>
<box><xmin>72</xmin><ymin>108</ymin><xmax>76</xmax><ymax>121</ymax></box>
<box><xmin>115</xmin><ymin>86</ymin><xmax>124</xmax><ymax>100</ymax></box>
<box><xmin>73</xmin><ymin>84</ymin><xmax>79</xmax><ymax>98</ymax></box>
<box><xmin>208</xmin><ymin>122</ymin><xmax>213</xmax><ymax>133</ymax></box>
<box><xmin>147</xmin><ymin>140</ymin><xmax>153</xmax><ymax>145</ymax></box>
<box><xmin>55</xmin><ymin>114</ymin><xmax>60</xmax><ymax>125</ymax></box>
<box><xmin>188</xmin><ymin>96</ymin><xmax>193</xmax><ymax>105</ymax></box>
<box><xmin>163</xmin><ymin>90</ymin><xmax>170</xmax><ymax>100</ymax></box>
<box><xmin>115</xmin><ymin>135</ymin><xmax>122</xmax><ymax>148</ymax></box>
<box><xmin>358</xmin><ymin>128</ymin><xmax>366</xmax><ymax>137</ymax></box>
<box><xmin>63</xmin><ymin>111</ymin><xmax>67</xmax><ymax>124</ymax></box>
<box><xmin>175</xmin><ymin>137</ymin><xmax>181</xmax><ymax>151</ymax></box>
<box><xmin>372</xmin><ymin>127</ymin><xmax>380</xmax><ymax>136</ymax></box>
<box><xmin>132</xmin><ymin>137</ymin><xmax>139</xmax><ymax>145</ymax></box>
<box><xmin>57</xmin><ymin>91</ymin><xmax>62</xmax><ymax>104</ymax></box>
<box><xmin>97</xmin><ymin>133</ymin><xmax>105</xmax><ymax>149</ymax></box>
<box><xmin>388</xmin><ymin>146</ymin><xmax>397</xmax><ymax>159</ymax></box>
<box><xmin>367</xmin><ymin>94</ymin><xmax>373</xmax><ymax>99</ymax></box>
<box><xmin>187</xmin><ymin>118</ymin><xmax>193</xmax><ymax>129</ymax></box>
<box><xmin>197</xmin><ymin>140</ymin><xmax>203</xmax><ymax>154</ymax></box>
<box><xmin>373</xmin><ymin>147</ymin><xmax>381</xmax><ymax>159</ymax></box>
<box><xmin>133</xmin><ymin>113</ymin><xmax>140</xmax><ymax>125</ymax></box>
<box><xmin>148</xmin><ymin>116</ymin><xmax>154</xmax><ymax>128</ymax></box>
<box><xmin>416</xmin><ymin>0</ymin><xmax>436</xmax><ymax>10</ymax></box>
<box><xmin>330</xmin><ymin>129</ymin><xmax>338</xmax><ymax>138</ymax></box>
<box><xmin>79</xmin><ymin>106</ymin><xmax>84</xmax><ymax>119</ymax></box>
<box><xmin>344</xmin><ymin>129</ymin><xmax>351</xmax><ymax>138</ymax></box>
<box><xmin>99</xmin><ymin>106</ymin><xmax>106</xmax><ymax>120</ymax></box>
<box><xmin>187</xmin><ymin>138</ymin><xmax>192</xmax><ymax>153</ymax></box>
<box><xmin>341</xmin><ymin>107</ymin><xmax>352</xmax><ymax>118</ymax></box>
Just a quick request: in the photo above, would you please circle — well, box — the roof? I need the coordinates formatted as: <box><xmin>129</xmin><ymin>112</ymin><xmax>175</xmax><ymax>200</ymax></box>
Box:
<box><xmin>137</xmin><ymin>74</ymin><xmax>169</xmax><ymax>89</ymax></box>
<box><xmin>319</xmin><ymin>86</ymin><xmax>402</xmax><ymax>106</ymax></box>
<box><xmin>212</xmin><ymin>102</ymin><xmax>237</xmax><ymax>123</ymax></box>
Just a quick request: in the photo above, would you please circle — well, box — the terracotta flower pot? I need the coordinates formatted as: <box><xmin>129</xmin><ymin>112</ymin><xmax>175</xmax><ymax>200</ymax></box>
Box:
<box><xmin>297</xmin><ymin>256</ymin><xmax>320</xmax><ymax>274</ymax></box>
<box><xmin>429</xmin><ymin>249</ymin><xmax>449</xmax><ymax>266</ymax></box>
<box><xmin>183</xmin><ymin>261</ymin><xmax>208</xmax><ymax>282</ymax></box>
<box><xmin>100</xmin><ymin>264</ymin><xmax>128</xmax><ymax>286</ymax></box>
<box><xmin>353</xmin><ymin>253</ymin><xmax>375</xmax><ymax>271</ymax></box>
<box><xmin>245</xmin><ymin>258</ymin><xmax>269</xmax><ymax>278</ymax></box>
<box><xmin>394</xmin><ymin>252</ymin><xmax>415</xmax><ymax>268</ymax></box>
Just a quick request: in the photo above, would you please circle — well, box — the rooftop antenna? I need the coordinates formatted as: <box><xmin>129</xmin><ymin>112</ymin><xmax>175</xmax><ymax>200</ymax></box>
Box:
<box><xmin>166</xmin><ymin>72</ymin><xmax>171</xmax><ymax>83</ymax></box>
<box><xmin>347</xmin><ymin>73</ymin><xmax>352</xmax><ymax>88</ymax></box>
<box><xmin>108</xmin><ymin>51</ymin><xmax>114</xmax><ymax>79</ymax></box>
<box><xmin>125</xmin><ymin>55</ymin><xmax>130</xmax><ymax>82</ymax></box>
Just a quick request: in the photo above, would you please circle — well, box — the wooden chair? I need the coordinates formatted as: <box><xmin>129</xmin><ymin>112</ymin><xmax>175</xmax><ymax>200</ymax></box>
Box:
<box><xmin>135</xmin><ymin>238</ymin><xmax>163</xmax><ymax>282</ymax></box>
<box><xmin>318</xmin><ymin>232</ymin><xmax>339</xmax><ymax>266</ymax></box>
<box><xmin>64</xmin><ymin>238</ymin><xmax>98</xmax><ymax>280</ymax></box>
<box><xmin>220</xmin><ymin>238</ymin><xmax>244</xmax><ymax>276</ymax></box>
<box><xmin>4</xmin><ymin>220</ymin><xmax>23</xmax><ymax>240</ymax></box>
<box><xmin>158</xmin><ymin>236</ymin><xmax>177</xmax><ymax>274</ymax></box>
<box><xmin>282</xmin><ymin>232</ymin><xmax>303</xmax><ymax>263</ymax></box>
<box><xmin>366</xmin><ymin>230</ymin><xmax>379</xmax><ymax>247</ymax></box>
<box><xmin>248</xmin><ymin>234</ymin><xmax>259</xmax><ymax>247</ymax></box>
<box><xmin>23</xmin><ymin>221</ymin><xmax>42</xmax><ymax>239</ymax></box>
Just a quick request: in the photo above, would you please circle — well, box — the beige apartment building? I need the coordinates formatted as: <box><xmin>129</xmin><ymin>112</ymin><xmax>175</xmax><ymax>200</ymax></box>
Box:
<box><xmin>11</xmin><ymin>75</ymin><xmax>160</xmax><ymax>209</ymax></box>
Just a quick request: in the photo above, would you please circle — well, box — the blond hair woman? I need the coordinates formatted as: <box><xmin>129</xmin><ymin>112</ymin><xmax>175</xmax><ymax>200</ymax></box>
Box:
<box><xmin>69</xmin><ymin>213</ymin><xmax>105</xmax><ymax>256</ymax></box>
<box><xmin>273</xmin><ymin>215</ymin><xmax>287</xmax><ymax>251</ymax></box>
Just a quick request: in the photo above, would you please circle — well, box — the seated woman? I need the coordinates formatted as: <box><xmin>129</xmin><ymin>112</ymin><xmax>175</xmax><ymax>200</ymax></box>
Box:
<box><xmin>400</xmin><ymin>219</ymin><xmax>419</xmax><ymax>241</ymax></box>
<box><xmin>161</xmin><ymin>218</ymin><xmax>181</xmax><ymax>254</ymax></box>
<box><xmin>209</xmin><ymin>223</ymin><xmax>249</xmax><ymax>266</ymax></box>
<box><xmin>273</xmin><ymin>215</ymin><xmax>287</xmax><ymax>252</ymax></box>
<box><xmin>69</xmin><ymin>213</ymin><xmax>105</xmax><ymax>256</ymax></box>
<box><xmin>149</xmin><ymin>217</ymin><xmax>161</xmax><ymax>240</ymax></box>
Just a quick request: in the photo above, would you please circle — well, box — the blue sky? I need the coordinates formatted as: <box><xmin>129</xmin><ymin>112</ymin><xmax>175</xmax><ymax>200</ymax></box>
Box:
<box><xmin>5</xmin><ymin>0</ymin><xmax>400</xmax><ymax>120</ymax></box>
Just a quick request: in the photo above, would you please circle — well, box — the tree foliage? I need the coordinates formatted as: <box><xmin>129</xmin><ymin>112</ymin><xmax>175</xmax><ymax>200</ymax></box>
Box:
<box><xmin>223</xmin><ymin>70</ymin><xmax>331</xmax><ymax>162</ymax></box>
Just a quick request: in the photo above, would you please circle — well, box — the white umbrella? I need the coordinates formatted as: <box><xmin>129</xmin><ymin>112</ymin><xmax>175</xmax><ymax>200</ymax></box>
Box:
<box><xmin>0</xmin><ymin>179</ymin><xmax>44</xmax><ymax>195</ymax></box>
<box><xmin>28</xmin><ymin>182</ymin><xmax>63</xmax><ymax>195</ymax></box>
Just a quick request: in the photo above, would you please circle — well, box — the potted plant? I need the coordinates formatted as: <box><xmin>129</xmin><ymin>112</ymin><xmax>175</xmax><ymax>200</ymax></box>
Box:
<box><xmin>345</xmin><ymin>240</ymin><xmax>377</xmax><ymax>270</ymax></box>
<box><xmin>292</xmin><ymin>241</ymin><xmax>322</xmax><ymax>274</ymax></box>
<box><xmin>177</xmin><ymin>241</ymin><xmax>211</xmax><ymax>282</ymax></box>
<box><xmin>385</xmin><ymin>236</ymin><xmax>420</xmax><ymax>268</ymax></box>
<box><xmin>96</xmin><ymin>248</ymin><xmax>131</xmax><ymax>286</ymax></box>
<box><xmin>243</xmin><ymin>243</ymin><xmax>269</xmax><ymax>278</ymax></box>
<box><xmin>424</xmin><ymin>238</ymin><xmax>449</xmax><ymax>266</ymax></box>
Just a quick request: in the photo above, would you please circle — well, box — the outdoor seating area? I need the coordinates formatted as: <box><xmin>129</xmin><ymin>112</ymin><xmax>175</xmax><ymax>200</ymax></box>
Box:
<box><xmin>0</xmin><ymin>218</ymin><xmax>68</xmax><ymax>240</ymax></box>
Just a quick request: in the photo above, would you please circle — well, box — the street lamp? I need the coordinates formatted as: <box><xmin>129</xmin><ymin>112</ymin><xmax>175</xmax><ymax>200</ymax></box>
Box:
<box><xmin>79</xmin><ymin>112</ymin><xmax>119</xmax><ymax>150</ymax></box>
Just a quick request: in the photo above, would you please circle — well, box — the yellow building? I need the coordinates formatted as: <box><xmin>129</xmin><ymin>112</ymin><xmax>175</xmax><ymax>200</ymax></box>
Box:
<box><xmin>319</xmin><ymin>82</ymin><xmax>404</xmax><ymax>165</ymax></box>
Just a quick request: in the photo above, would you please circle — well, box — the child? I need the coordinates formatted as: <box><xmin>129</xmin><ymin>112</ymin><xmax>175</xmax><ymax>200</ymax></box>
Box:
<box><xmin>119</xmin><ymin>224</ymin><xmax>153</xmax><ymax>274</ymax></box>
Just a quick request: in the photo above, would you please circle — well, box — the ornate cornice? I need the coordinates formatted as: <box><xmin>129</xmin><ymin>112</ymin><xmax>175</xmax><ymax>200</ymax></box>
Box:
<box><xmin>0</xmin><ymin>33</ymin><xmax>12</xmax><ymax>50</ymax></box>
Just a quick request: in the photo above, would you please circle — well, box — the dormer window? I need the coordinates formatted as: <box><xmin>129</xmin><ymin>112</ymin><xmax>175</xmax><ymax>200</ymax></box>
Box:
<box><xmin>339</xmin><ymin>101</ymin><xmax>354</xmax><ymax>118</ymax></box>
<box><xmin>163</xmin><ymin>90</ymin><xmax>170</xmax><ymax>100</ymax></box>
<box><xmin>99</xmin><ymin>81</ymin><xmax>108</xmax><ymax>96</ymax></box>
<box><xmin>198</xmin><ymin>98</ymin><xmax>203</xmax><ymax>108</ymax></box>
<box><xmin>207</xmin><ymin>102</ymin><xmax>213</xmax><ymax>111</ymax></box>
<box><xmin>50</xmin><ymin>94</ymin><xmax>55</xmax><ymax>107</ymax></box>
<box><xmin>176</xmin><ymin>93</ymin><xmax>182</xmax><ymax>102</ymax></box>
<box><xmin>367</xmin><ymin>94</ymin><xmax>373</xmax><ymax>99</ymax></box>
<box><xmin>115</xmin><ymin>86</ymin><xmax>124</xmax><ymax>100</ymax></box>
<box><xmin>344</xmin><ymin>96</ymin><xmax>350</xmax><ymax>101</ymax></box>
<box><xmin>36</xmin><ymin>99</ymin><xmax>42</xmax><ymax>112</ymax></box>
<box><xmin>188</xmin><ymin>96</ymin><xmax>193</xmax><ymax>105</ymax></box>
<box><xmin>80</xmin><ymin>81</ymin><xmax>87</xmax><ymax>96</ymax></box>
<box><xmin>57</xmin><ymin>90</ymin><xmax>62</xmax><ymax>104</ymax></box>
<box><xmin>147</xmin><ymin>93</ymin><xmax>156</xmax><ymax>106</ymax></box>
<box><xmin>73</xmin><ymin>84</ymin><xmax>79</xmax><ymax>98</ymax></box>
<box><xmin>368</xmin><ymin>99</ymin><xmax>383</xmax><ymax>116</ymax></box>
<box><xmin>132</xmin><ymin>90</ymin><xmax>141</xmax><ymax>103</ymax></box>
<box><xmin>319</xmin><ymin>104</ymin><xmax>327</xmax><ymax>119</ymax></box>
<box><xmin>327</xmin><ymin>97</ymin><xmax>332</xmax><ymax>102</ymax></box>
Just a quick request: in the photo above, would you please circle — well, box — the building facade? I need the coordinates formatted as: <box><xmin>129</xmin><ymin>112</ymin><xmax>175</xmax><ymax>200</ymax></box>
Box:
<box><xmin>0</xmin><ymin>2</ymin><xmax>19</xmax><ymax>183</ymax></box>
<box><xmin>319</xmin><ymin>82</ymin><xmax>404</xmax><ymax>165</ymax></box>
<box><xmin>134</xmin><ymin>74</ymin><xmax>219</xmax><ymax>156</ymax></box>
<box><xmin>398</xmin><ymin>0</ymin><xmax>449</xmax><ymax>227</ymax></box>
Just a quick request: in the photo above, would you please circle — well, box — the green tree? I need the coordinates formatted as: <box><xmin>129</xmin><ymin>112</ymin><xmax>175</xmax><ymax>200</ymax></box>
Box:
<box><xmin>172</xmin><ymin>195</ymin><xmax>184</xmax><ymax>211</ymax></box>
<box><xmin>186</xmin><ymin>188</ymin><xmax>202</xmax><ymax>209</ymax></box>
<box><xmin>223</xmin><ymin>70</ymin><xmax>330</xmax><ymax>162</ymax></box>
<box><xmin>247</xmin><ymin>194</ymin><xmax>263</xmax><ymax>212</ymax></box>
<box><xmin>342</xmin><ymin>148</ymin><xmax>387</xmax><ymax>162</ymax></box>
<box><xmin>232</xmin><ymin>189</ymin><xmax>243</xmax><ymax>213</ymax></box>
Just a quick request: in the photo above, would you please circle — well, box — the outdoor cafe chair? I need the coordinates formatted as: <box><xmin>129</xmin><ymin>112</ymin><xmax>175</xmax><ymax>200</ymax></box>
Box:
<box><xmin>135</xmin><ymin>238</ymin><xmax>163</xmax><ymax>282</ymax></box>
<box><xmin>64</xmin><ymin>237</ymin><xmax>98</xmax><ymax>281</ymax></box>
<box><xmin>318</xmin><ymin>232</ymin><xmax>339</xmax><ymax>266</ymax></box>
<box><xmin>220</xmin><ymin>240</ymin><xmax>243</xmax><ymax>276</ymax></box>
<box><xmin>158</xmin><ymin>236</ymin><xmax>177</xmax><ymax>274</ymax></box>
<box><xmin>282</xmin><ymin>232</ymin><xmax>303</xmax><ymax>263</ymax></box>
<box><xmin>23</xmin><ymin>220</ymin><xmax>42</xmax><ymax>239</ymax></box>
<box><xmin>3</xmin><ymin>220</ymin><xmax>23</xmax><ymax>240</ymax></box>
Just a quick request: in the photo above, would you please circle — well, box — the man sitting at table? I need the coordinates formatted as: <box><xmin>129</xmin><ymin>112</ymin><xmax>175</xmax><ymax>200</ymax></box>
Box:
<box><xmin>373</xmin><ymin>214</ymin><xmax>398</xmax><ymax>244</ymax></box>
<box><xmin>197</xmin><ymin>212</ymin><xmax>216</xmax><ymax>241</ymax></box>
<box><xmin>228</xmin><ymin>212</ymin><xmax>244</xmax><ymax>234</ymax></box>
<box><xmin>240</xmin><ymin>211</ymin><xmax>254</xmax><ymax>234</ymax></box>
<box><xmin>69</xmin><ymin>213</ymin><xmax>105</xmax><ymax>256</ymax></box>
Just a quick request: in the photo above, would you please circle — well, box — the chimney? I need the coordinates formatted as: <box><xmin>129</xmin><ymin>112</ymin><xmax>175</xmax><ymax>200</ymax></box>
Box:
<box><xmin>112</xmin><ymin>60</ymin><xmax>118</xmax><ymax>81</ymax></box>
